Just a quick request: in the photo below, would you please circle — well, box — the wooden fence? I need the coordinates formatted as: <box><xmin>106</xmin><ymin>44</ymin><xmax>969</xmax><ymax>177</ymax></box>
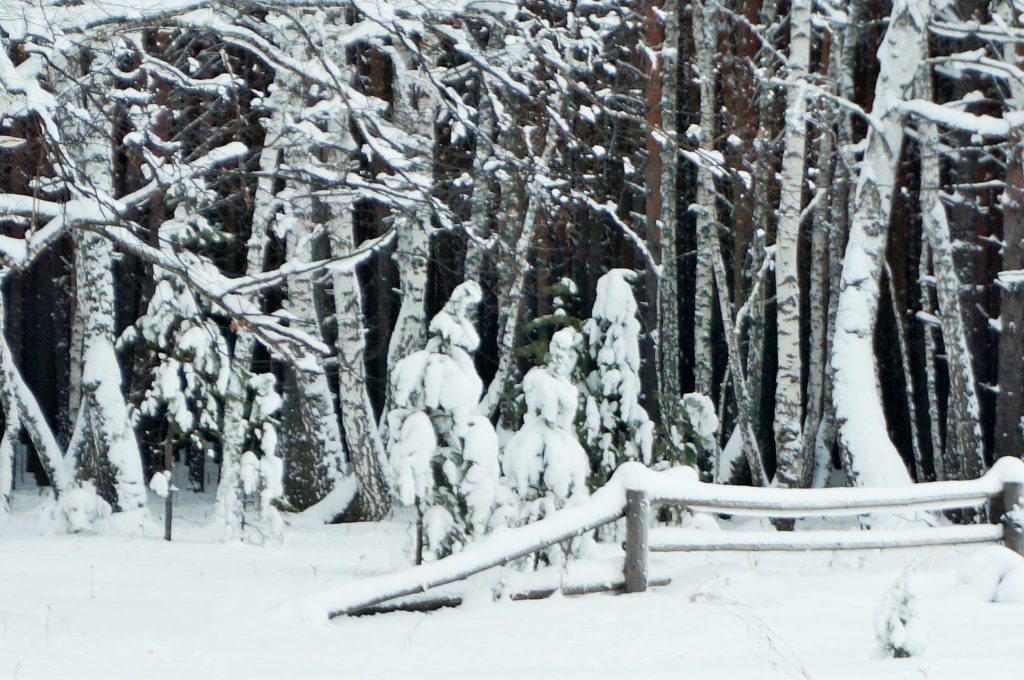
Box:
<box><xmin>320</xmin><ymin>459</ymin><xmax>1024</xmax><ymax>618</ymax></box>
<box><xmin>622</xmin><ymin>480</ymin><xmax>1024</xmax><ymax>594</ymax></box>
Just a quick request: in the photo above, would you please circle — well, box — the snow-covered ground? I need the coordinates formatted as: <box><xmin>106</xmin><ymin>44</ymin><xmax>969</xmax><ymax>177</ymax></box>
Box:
<box><xmin>2</xmin><ymin>487</ymin><xmax>1023</xmax><ymax>680</ymax></box>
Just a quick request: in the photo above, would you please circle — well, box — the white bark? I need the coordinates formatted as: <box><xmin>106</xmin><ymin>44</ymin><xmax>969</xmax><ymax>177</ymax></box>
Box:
<box><xmin>479</xmin><ymin>129</ymin><xmax>557</xmax><ymax>418</ymax></box>
<box><xmin>885</xmin><ymin>262</ymin><xmax>926</xmax><ymax>480</ymax></box>
<box><xmin>691</xmin><ymin>0</ymin><xmax>716</xmax><ymax>396</ymax></box>
<box><xmin>385</xmin><ymin>50</ymin><xmax>436</xmax><ymax>373</ymax></box>
<box><xmin>709</xmin><ymin>227</ymin><xmax>768</xmax><ymax>486</ymax></box>
<box><xmin>919</xmin><ymin>243</ymin><xmax>945</xmax><ymax>480</ymax></box>
<box><xmin>915</xmin><ymin>70</ymin><xmax>985</xmax><ymax>480</ymax></box>
<box><xmin>282</xmin><ymin>196</ymin><xmax>348</xmax><ymax>505</ymax></box>
<box><xmin>830</xmin><ymin>0</ymin><xmax>929</xmax><ymax>486</ymax></box>
<box><xmin>0</xmin><ymin>351</ymin><xmax>18</xmax><ymax>512</ymax></box>
<box><xmin>331</xmin><ymin>209</ymin><xmax>392</xmax><ymax>521</ymax></box>
<box><xmin>464</xmin><ymin>92</ymin><xmax>496</xmax><ymax>284</ymax></box>
<box><xmin>61</xmin><ymin>56</ymin><xmax>145</xmax><ymax>512</ymax></box>
<box><xmin>772</xmin><ymin>0</ymin><xmax>812</xmax><ymax>487</ymax></box>
<box><xmin>815</xmin><ymin>5</ymin><xmax>860</xmax><ymax>486</ymax></box>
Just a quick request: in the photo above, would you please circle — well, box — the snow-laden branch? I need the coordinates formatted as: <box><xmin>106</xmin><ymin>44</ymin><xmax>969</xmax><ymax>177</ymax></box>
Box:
<box><xmin>901</xmin><ymin>100</ymin><xmax>1011</xmax><ymax>138</ymax></box>
<box><xmin>0</xmin><ymin>143</ymin><xmax>248</xmax><ymax>270</ymax></box>
<box><xmin>571</xmin><ymin>192</ymin><xmax>660</xmax><ymax>274</ymax></box>
<box><xmin>999</xmin><ymin>269</ymin><xmax>1024</xmax><ymax>290</ymax></box>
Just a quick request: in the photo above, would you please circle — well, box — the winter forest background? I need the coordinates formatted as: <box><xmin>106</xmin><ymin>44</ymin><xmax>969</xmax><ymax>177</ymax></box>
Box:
<box><xmin>1</xmin><ymin>0</ymin><xmax>1023</xmax><ymax>553</ymax></box>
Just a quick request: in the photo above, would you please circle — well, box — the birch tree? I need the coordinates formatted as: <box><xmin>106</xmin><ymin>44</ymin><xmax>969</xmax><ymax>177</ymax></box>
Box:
<box><xmin>830</xmin><ymin>0</ymin><xmax>929</xmax><ymax>486</ymax></box>
<box><xmin>772</xmin><ymin>0</ymin><xmax>812</xmax><ymax>488</ymax></box>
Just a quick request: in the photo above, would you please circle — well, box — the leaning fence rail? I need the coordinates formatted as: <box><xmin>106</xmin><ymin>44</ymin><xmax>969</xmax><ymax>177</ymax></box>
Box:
<box><xmin>317</xmin><ymin>458</ymin><xmax>1024</xmax><ymax>618</ymax></box>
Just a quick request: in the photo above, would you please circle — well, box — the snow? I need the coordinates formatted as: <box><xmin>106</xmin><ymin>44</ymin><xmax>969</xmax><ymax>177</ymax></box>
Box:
<box><xmin>4</xmin><ymin>486</ymin><xmax>1024</xmax><ymax>679</ymax></box>
<box><xmin>148</xmin><ymin>471</ymin><xmax>171</xmax><ymax>499</ymax></box>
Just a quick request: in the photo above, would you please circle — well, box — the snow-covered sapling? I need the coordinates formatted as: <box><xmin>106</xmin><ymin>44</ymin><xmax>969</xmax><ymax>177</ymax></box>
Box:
<box><xmin>122</xmin><ymin>208</ymin><xmax>230</xmax><ymax>491</ymax></box>
<box><xmin>504</xmin><ymin>328</ymin><xmax>589</xmax><ymax>514</ymax></box>
<box><xmin>656</xmin><ymin>392</ymin><xmax>718</xmax><ymax>474</ymax></box>
<box><xmin>502</xmin><ymin>327</ymin><xmax>590</xmax><ymax>563</ymax></box>
<box><xmin>387</xmin><ymin>281</ymin><xmax>500</xmax><ymax>561</ymax></box>
<box><xmin>876</xmin><ymin>569</ymin><xmax>926</xmax><ymax>658</ymax></box>
<box><xmin>583</xmin><ymin>269</ymin><xmax>654</xmax><ymax>486</ymax></box>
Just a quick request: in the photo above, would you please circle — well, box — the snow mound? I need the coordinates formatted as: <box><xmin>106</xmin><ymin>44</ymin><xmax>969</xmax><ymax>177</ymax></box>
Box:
<box><xmin>957</xmin><ymin>546</ymin><xmax>1024</xmax><ymax>604</ymax></box>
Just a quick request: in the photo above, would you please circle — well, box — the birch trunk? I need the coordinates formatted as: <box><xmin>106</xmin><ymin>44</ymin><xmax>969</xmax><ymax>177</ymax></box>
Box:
<box><xmin>708</xmin><ymin>227</ymin><xmax>769</xmax><ymax>486</ymax></box>
<box><xmin>0</xmin><ymin>404</ymin><xmax>14</xmax><ymax>512</ymax></box>
<box><xmin>282</xmin><ymin>195</ymin><xmax>348</xmax><ymax>509</ymax></box>
<box><xmin>464</xmin><ymin>93</ymin><xmax>496</xmax><ymax>284</ymax></box>
<box><xmin>830</xmin><ymin>0</ymin><xmax>928</xmax><ymax>486</ymax></box>
<box><xmin>62</xmin><ymin>59</ymin><xmax>145</xmax><ymax>512</ymax></box>
<box><xmin>691</xmin><ymin>0</ymin><xmax>716</xmax><ymax>396</ymax></box>
<box><xmin>215</xmin><ymin>123</ymin><xmax>279</xmax><ymax>534</ymax></box>
<box><xmin>997</xmin><ymin>127</ymin><xmax>1024</xmax><ymax>461</ymax></box>
<box><xmin>772</xmin><ymin>0</ymin><xmax>812</xmax><ymax>487</ymax></box>
<box><xmin>805</xmin><ymin>132</ymin><xmax>831</xmax><ymax>487</ymax></box>
<box><xmin>0</xmin><ymin>283</ymin><xmax>72</xmax><ymax>495</ymax></box>
<box><xmin>385</xmin><ymin>51</ymin><xmax>436</xmax><ymax>373</ymax></box>
<box><xmin>479</xmin><ymin>130</ymin><xmax>557</xmax><ymax>418</ymax></box>
<box><xmin>0</xmin><ymin>340</ymin><xmax>18</xmax><ymax>512</ymax></box>
<box><xmin>331</xmin><ymin>209</ymin><xmax>392</xmax><ymax>521</ymax></box>
<box><xmin>915</xmin><ymin>68</ymin><xmax>986</xmax><ymax>479</ymax></box>
<box><xmin>885</xmin><ymin>263</ymin><xmax>926</xmax><ymax>480</ymax></box>
<box><xmin>657</xmin><ymin>0</ymin><xmax>681</xmax><ymax>400</ymax></box>
<box><xmin>815</xmin><ymin>6</ymin><xmax>859</xmax><ymax>486</ymax></box>
<box><xmin>919</xmin><ymin>243</ymin><xmax>945</xmax><ymax>480</ymax></box>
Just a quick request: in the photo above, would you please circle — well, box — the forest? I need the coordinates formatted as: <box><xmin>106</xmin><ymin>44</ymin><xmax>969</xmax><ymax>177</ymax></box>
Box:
<box><xmin>0</xmin><ymin>0</ymin><xmax>1022</xmax><ymax>547</ymax></box>
<box><xmin>7</xmin><ymin>0</ymin><xmax>1024</xmax><ymax>676</ymax></box>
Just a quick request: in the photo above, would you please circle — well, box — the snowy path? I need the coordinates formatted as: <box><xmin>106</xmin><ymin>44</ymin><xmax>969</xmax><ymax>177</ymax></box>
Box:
<box><xmin>1</xmin><ymin>495</ymin><xmax>1023</xmax><ymax>679</ymax></box>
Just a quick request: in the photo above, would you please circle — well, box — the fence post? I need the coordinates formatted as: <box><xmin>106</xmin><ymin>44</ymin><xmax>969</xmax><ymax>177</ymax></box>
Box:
<box><xmin>1003</xmin><ymin>481</ymin><xmax>1024</xmax><ymax>556</ymax></box>
<box><xmin>624</xmin><ymin>489</ymin><xmax>650</xmax><ymax>593</ymax></box>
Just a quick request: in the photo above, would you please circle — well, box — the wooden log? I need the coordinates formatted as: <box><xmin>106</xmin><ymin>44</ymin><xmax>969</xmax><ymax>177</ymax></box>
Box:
<box><xmin>347</xmin><ymin>576</ymin><xmax>674</xmax><ymax>617</ymax></box>
<box><xmin>624</xmin><ymin>489</ymin><xmax>650</xmax><ymax>593</ymax></box>
<box><xmin>1002</xmin><ymin>481</ymin><xmax>1024</xmax><ymax>555</ymax></box>
<box><xmin>649</xmin><ymin>524</ymin><xmax>1003</xmax><ymax>552</ymax></box>
<box><xmin>651</xmin><ymin>488</ymin><xmax>999</xmax><ymax>518</ymax></box>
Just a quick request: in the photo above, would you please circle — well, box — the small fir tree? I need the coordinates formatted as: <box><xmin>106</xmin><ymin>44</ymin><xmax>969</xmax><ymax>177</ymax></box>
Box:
<box><xmin>502</xmin><ymin>327</ymin><xmax>590</xmax><ymax>563</ymax></box>
<box><xmin>387</xmin><ymin>281</ymin><xmax>501</xmax><ymax>561</ymax></box>
<box><xmin>582</xmin><ymin>269</ymin><xmax>654</xmax><ymax>486</ymax></box>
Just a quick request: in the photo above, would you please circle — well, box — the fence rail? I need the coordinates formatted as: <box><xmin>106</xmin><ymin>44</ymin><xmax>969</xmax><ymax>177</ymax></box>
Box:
<box><xmin>320</xmin><ymin>459</ymin><xmax>1024</xmax><ymax>618</ymax></box>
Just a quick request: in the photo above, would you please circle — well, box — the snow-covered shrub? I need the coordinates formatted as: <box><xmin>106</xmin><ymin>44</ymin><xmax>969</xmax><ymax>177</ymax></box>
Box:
<box><xmin>242</xmin><ymin>373</ymin><xmax>284</xmax><ymax>534</ymax></box>
<box><xmin>503</xmin><ymin>328</ymin><xmax>590</xmax><ymax>529</ymax></box>
<box><xmin>582</xmin><ymin>269</ymin><xmax>654</xmax><ymax>486</ymax></box>
<box><xmin>876</xmin><ymin>569</ymin><xmax>926</xmax><ymax>658</ymax></box>
<box><xmin>41</xmin><ymin>480</ymin><xmax>112</xmax><ymax>534</ymax></box>
<box><xmin>655</xmin><ymin>392</ymin><xmax>718</xmax><ymax>473</ymax></box>
<box><xmin>387</xmin><ymin>281</ymin><xmax>500</xmax><ymax>561</ymax></box>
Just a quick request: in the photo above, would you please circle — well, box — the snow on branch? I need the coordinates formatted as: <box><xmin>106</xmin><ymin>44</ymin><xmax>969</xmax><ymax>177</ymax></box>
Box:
<box><xmin>571</xmin><ymin>192</ymin><xmax>660</xmax><ymax>274</ymax></box>
<box><xmin>0</xmin><ymin>143</ymin><xmax>248</xmax><ymax>270</ymax></box>
<box><xmin>901</xmin><ymin>100</ymin><xmax>1010</xmax><ymax>138</ymax></box>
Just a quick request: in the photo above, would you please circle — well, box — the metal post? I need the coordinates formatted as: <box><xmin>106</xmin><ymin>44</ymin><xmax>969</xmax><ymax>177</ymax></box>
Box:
<box><xmin>1003</xmin><ymin>481</ymin><xmax>1024</xmax><ymax>555</ymax></box>
<box><xmin>624</xmin><ymin>490</ymin><xmax>650</xmax><ymax>593</ymax></box>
